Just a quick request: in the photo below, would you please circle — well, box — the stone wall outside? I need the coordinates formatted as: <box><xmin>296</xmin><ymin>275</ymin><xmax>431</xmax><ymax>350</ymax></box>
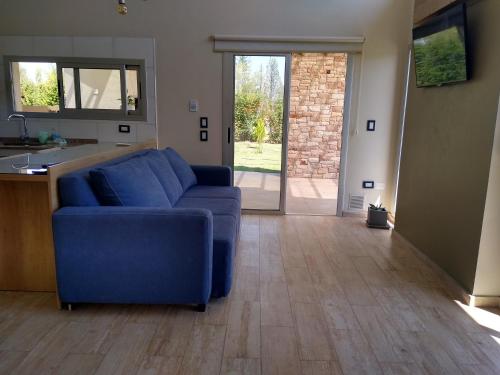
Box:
<box><xmin>287</xmin><ymin>53</ymin><xmax>347</xmax><ymax>179</ymax></box>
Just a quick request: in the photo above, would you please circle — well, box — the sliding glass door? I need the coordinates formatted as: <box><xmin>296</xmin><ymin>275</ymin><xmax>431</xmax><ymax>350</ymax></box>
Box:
<box><xmin>223</xmin><ymin>53</ymin><xmax>291</xmax><ymax>213</ymax></box>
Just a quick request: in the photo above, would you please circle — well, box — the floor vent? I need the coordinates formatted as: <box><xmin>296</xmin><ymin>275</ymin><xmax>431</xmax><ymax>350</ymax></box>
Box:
<box><xmin>349</xmin><ymin>194</ymin><xmax>364</xmax><ymax>210</ymax></box>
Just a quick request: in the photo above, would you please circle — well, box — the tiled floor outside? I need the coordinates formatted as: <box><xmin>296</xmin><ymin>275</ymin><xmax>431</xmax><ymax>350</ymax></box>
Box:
<box><xmin>234</xmin><ymin>171</ymin><xmax>338</xmax><ymax>215</ymax></box>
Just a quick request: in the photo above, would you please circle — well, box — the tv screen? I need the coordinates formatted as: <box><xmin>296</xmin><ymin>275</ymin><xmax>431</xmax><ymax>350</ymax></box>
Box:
<box><xmin>413</xmin><ymin>4</ymin><xmax>470</xmax><ymax>88</ymax></box>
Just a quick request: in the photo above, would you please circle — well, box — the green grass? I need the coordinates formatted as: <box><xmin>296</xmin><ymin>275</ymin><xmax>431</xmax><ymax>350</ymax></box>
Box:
<box><xmin>234</xmin><ymin>141</ymin><xmax>282</xmax><ymax>173</ymax></box>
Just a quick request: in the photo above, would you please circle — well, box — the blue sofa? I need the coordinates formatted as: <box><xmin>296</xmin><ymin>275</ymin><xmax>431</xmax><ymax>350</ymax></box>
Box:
<box><xmin>52</xmin><ymin>147</ymin><xmax>241</xmax><ymax>311</ymax></box>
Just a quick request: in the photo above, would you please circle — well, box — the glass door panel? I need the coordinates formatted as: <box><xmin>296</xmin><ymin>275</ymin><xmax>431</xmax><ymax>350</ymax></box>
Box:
<box><xmin>232</xmin><ymin>55</ymin><xmax>288</xmax><ymax>211</ymax></box>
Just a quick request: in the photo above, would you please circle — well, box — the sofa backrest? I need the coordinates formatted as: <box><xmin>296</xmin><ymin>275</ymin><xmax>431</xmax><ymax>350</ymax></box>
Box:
<box><xmin>58</xmin><ymin>148</ymin><xmax>196</xmax><ymax>208</ymax></box>
<box><xmin>58</xmin><ymin>149</ymin><xmax>153</xmax><ymax>207</ymax></box>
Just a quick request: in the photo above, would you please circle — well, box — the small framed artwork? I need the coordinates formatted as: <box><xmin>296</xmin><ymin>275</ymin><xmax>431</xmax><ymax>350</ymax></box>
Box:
<box><xmin>200</xmin><ymin>130</ymin><xmax>208</xmax><ymax>142</ymax></box>
<box><xmin>200</xmin><ymin>117</ymin><xmax>208</xmax><ymax>128</ymax></box>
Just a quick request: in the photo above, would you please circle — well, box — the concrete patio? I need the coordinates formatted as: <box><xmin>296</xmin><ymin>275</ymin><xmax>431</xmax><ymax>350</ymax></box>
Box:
<box><xmin>234</xmin><ymin>171</ymin><xmax>338</xmax><ymax>215</ymax></box>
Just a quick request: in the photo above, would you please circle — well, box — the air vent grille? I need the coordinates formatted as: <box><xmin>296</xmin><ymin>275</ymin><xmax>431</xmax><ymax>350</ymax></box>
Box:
<box><xmin>349</xmin><ymin>194</ymin><xmax>364</xmax><ymax>210</ymax></box>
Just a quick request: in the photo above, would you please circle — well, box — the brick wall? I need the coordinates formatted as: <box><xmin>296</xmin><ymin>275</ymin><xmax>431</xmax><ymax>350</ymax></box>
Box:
<box><xmin>288</xmin><ymin>53</ymin><xmax>347</xmax><ymax>179</ymax></box>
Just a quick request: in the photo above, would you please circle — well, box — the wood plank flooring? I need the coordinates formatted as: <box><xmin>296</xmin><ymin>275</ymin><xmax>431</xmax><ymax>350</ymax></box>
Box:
<box><xmin>1</xmin><ymin>215</ymin><xmax>499</xmax><ymax>375</ymax></box>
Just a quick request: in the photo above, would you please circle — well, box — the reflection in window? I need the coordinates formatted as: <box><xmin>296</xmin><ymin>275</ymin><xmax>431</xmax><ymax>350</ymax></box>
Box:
<box><xmin>80</xmin><ymin>69</ymin><xmax>122</xmax><ymax>110</ymax></box>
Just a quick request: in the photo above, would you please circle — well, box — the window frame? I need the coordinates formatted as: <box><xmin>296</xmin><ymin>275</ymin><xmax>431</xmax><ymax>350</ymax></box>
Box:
<box><xmin>4</xmin><ymin>56</ymin><xmax>147</xmax><ymax>121</ymax></box>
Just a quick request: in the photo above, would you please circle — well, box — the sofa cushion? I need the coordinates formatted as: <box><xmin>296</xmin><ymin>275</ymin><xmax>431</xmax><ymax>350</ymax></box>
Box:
<box><xmin>58</xmin><ymin>175</ymin><xmax>101</xmax><ymax>207</ymax></box>
<box><xmin>162</xmin><ymin>148</ymin><xmax>197</xmax><ymax>191</ymax></box>
<box><xmin>211</xmin><ymin>215</ymin><xmax>237</xmax><ymax>297</ymax></box>
<box><xmin>174</xmin><ymin>197</ymin><xmax>239</xmax><ymax>220</ymax></box>
<box><xmin>58</xmin><ymin>149</ymin><xmax>152</xmax><ymax>207</ymax></box>
<box><xmin>183</xmin><ymin>185</ymin><xmax>241</xmax><ymax>201</ymax></box>
<box><xmin>144</xmin><ymin>151</ymin><xmax>184</xmax><ymax>205</ymax></box>
<box><xmin>90</xmin><ymin>157</ymin><xmax>172</xmax><ymax>207</ymax></box>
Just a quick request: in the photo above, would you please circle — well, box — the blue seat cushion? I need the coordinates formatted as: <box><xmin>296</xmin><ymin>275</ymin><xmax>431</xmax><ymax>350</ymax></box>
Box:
<box><xmin>144</xmin><ymin>151</ymin><xmax>184</xmax><ymax>205</ymax></box>
<box><xmin>162</xmin><ymin>148</ymin><xmax>197</xmax><ymax>191</ymax></box>
<box><xmin>174</xmin><ymin>197</ymin><xmax>239</xmax><ymax>220</ymax></box>
<box><xmin>183</xmin><ymin>186</ymin><xmax>241</xmax><ymax>201</ymax></box>
<box><xmin>89</xmin><ymin>157</ymin><xmax>172</xmax><ymax>207</ymax></box>
<box><xmin>211</xmin><ymin>215</ymin><xmax>237</xmax><ymax>297</ymax></box>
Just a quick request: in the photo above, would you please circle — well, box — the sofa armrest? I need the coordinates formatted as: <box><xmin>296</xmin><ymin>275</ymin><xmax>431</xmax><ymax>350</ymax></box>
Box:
<box><xmin>191</xmin><ymin>165</ymin><xmax>232</xmax><ymax>186</ymax></box>
<box><xmin>52</xmin><ymin>206</ymin><xmax>213</xmax><ymax>304</ymax></box>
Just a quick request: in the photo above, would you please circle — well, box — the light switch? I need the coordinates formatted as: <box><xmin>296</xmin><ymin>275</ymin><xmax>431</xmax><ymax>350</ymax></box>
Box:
<box><xmin>367</xmin><ymin>120</ymin><xmax>376</xmax><ymax>131</ymax></box>
<box><xmin>189</xmin><ymin>99</ymin><xmax>199</xmax><ymax>112</ymax></box>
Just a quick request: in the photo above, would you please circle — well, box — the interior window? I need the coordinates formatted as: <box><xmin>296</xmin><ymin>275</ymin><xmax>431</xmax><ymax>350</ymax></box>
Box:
<box><xmin>7</xmin><ymin>58</ymin><xmax>146</xmax><ymax>120</ymax></box>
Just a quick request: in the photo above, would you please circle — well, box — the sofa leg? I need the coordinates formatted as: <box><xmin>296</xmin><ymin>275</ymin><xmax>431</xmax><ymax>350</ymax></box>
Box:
<box><xmin>196</xmin><ymin>303</ymin><xmax>207</xmax><ymax>312</ymax></box>
<box><xmin>60</xmin><ymin>303</ymin><xmax>73</xmax><ymax>311</ymax></box>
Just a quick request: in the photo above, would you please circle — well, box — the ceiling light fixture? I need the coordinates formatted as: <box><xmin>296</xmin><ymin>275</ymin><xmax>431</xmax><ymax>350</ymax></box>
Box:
<box><xmin>117</xmin><ymin>0</ymin><xmax>128</xmax><ymax>15</ymax></box>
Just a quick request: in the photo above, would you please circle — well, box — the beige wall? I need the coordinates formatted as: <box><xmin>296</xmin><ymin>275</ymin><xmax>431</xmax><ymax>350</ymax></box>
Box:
<box><xmin>0</xmin><ymin>0</ymin><xmax>413</xmax><ymax>212</ymax></box>
<box><xmin>396</xmin><ymin>0</ymin><xmax>500</xmax><ymax>293</ymax></box>
<box><xmin>474</xmin><ymin>96</ymin><xmax>500</xmax><ymax>297</ymax></box>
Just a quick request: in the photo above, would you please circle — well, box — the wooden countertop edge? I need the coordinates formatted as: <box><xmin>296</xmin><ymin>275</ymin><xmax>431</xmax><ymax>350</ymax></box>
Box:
<box><xmin>0</xmin><ymin>174</ymin><xmax>49</xmax><ymax>182</ymax></box>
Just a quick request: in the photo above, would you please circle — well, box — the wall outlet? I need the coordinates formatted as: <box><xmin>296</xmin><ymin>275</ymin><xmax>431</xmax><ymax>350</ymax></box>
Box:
<box><xmin>362</xmin><ymin>180</ymin><xmax>375</xmax><ymax>189</ymax></box>
<box><xmin>118</xmin><ymin>124</ymin><xmax>130</xmax><ymax>133</ymax></box>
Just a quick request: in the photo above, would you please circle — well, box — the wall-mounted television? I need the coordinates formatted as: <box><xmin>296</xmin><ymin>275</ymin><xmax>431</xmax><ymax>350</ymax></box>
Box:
<box><xmin>413</xmin><ymin>3</ymin><xmax>470</xmax><ymax>88</ymax></box>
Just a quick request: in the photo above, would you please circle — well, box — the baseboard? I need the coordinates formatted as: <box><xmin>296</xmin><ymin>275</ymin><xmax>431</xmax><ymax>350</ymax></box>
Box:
<box><xmin>392</xmin><ymin>230</ymin><xmax>471</xmax><ymax>305</ymax></box>
<box><xmin>341</xmin><ymin>210</ymin><xmax>366</xmax><ymax>217</ymax></box>
<box><xmin>469</xmin><ymin>295</ymin><xmax>500</xmax><ymax>308</ymax></box>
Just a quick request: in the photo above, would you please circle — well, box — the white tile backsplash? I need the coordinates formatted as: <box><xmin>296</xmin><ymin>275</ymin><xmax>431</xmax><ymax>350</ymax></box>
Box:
<box><xmin>137</xmin><ymin>124</ymin><xmax>157</xmax><ymax>143</ymax></box>
<box><xmin>72</xmin><ymin>37</ymin><xmax>113</xmax><ymax>58</ymax></box>
<box><xmin>33</xmin><ymin>37</ymin><xmax>73</xmax><ymax>57</ymax></box>
<box><xmin>0</xmin><ymin>120</ymin><xmax>20</xmax><ymax>137</ymax></box>
<box><xmin>59</xmin><ymin>120</ymin><xmax>98</xmax><ymax>140</ymax></box>
<box><xmin>113</xmin><ymin>37</ymin><xmax>155</xmax><ymax>68</ymax></box>
<box><xmin>0</xmin><ymin>36</ymin><xmax>34</xmax><ymax>57</ymax></box>
<box><xmin>25</xmin><ymin>120</ymin><xmax>59</xmax><ymax>139</ymax></box>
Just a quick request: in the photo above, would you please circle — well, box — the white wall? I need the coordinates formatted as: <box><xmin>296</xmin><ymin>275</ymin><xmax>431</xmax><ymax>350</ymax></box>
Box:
<box><xmin>0</xmin><ymin>0</ymin><xmax>414</xmax><ymax>212</ymax></box>
<box><xmin>0</xmin><ymin>36</ymin><xmax>157</xmax><ymax>144</ymax></box>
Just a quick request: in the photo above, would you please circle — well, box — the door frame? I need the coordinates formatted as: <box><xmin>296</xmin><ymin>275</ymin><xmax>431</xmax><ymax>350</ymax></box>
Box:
<box><xmin>336</xmin><ymin>53</ymin><xmax>361</xmax><ymax>216</ymax></box>
<box><xmin>222</xmin><ymin>52</ymin><xmax>291</xmax><ymax>215</ymax></box>
<box><xmin>223</xmin><ymin>51</ymin><xmax>361</xmax><ymax>216</ymax></box>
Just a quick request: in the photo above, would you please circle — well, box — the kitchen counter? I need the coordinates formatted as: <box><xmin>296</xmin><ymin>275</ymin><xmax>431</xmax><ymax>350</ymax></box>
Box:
<box><xmin>0</xmin><ymin>142</ymin><xmax>140</xmax><ymax>175</ymax></box>
<box><xmin>0</xmin><ymin>139</ymin><xmax>156</xmax><ymax>297</ymax></box>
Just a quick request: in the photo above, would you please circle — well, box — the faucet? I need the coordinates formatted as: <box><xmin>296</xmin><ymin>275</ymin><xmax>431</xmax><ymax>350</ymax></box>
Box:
<box><xmin>7</xmin><ymin>114</ymin><xmax>29</xmax><ymax>143</ymax></box>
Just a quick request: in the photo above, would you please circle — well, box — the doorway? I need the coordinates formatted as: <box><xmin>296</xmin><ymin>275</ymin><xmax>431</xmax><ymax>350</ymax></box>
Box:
<box><xmin>223</xmin><ymin>50</ymin><xmax>356</xmax><ymax>216</ymax></box>
<box><xmin>223</xmin><ymin>53</ymin><xmax>291</xmax><ymax>213</ymax></box>
<box><xmin>286</xmin><ymin>53</ymin><xmax>348</xmax><ymax>215</ymax></box>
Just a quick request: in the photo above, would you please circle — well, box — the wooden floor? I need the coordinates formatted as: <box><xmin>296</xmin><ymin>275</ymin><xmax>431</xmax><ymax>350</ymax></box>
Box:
<box><xmin>1</xmin><ymin>215</ymin><xmax>499</xmax><ymax>375</ymax></box>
